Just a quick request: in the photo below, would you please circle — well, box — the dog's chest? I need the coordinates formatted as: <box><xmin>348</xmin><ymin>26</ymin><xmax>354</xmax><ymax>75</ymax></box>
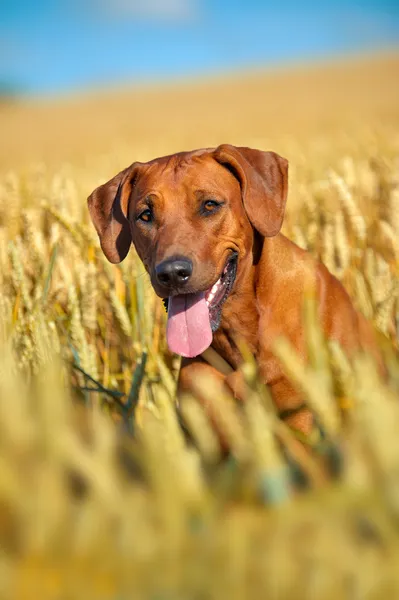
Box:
<box><xmin>212</xmin><ymin>310</ymin><xmax>259</xmax><ymax>369</ymax></box>
<box><xmin>211</xmin><ymin>329</ymin><xmax>242</xmax><ymax>369</ymax></box>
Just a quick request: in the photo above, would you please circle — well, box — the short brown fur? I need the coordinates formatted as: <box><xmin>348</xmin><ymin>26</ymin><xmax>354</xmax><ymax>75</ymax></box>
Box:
<box><xmin>88</xmin><ymin>145</ymin><xmax>382</xmax><ymax>437</ymax></box>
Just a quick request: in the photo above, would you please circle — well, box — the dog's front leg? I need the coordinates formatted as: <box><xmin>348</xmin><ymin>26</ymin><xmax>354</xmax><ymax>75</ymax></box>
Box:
<box><xmin>177</xmin><ymin>356</ymin><xmax>242</xmax><ymax>451</ymax></box>
<box><xmin>225</xmin><ymin>370</ymin><xmax>314</xmax><ymax>437</ymax></box>
<box><xmin>178</xmin><ymin>356</ymin><xmax>226</xmax><ymax>389</ymax></box>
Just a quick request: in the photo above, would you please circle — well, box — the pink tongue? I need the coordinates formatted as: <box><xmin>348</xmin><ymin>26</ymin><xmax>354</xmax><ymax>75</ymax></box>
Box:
<box><xmin>166</xmin><ymin>293</ymin><xmax>212</xmax><ymax>358</ymax></box>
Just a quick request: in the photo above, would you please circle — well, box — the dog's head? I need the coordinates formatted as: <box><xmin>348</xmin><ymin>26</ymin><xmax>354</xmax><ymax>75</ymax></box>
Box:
<box><xmin>88</xmin><ymin>145</ymin><xmax>288</xmax><ymax>357</ymax></box>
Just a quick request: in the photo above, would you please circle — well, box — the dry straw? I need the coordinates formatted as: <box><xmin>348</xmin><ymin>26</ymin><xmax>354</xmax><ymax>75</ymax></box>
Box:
<box><xmin>0</xmin><ymin>90</ymin><xmax>399</xmax><ymax>598</ymax></box>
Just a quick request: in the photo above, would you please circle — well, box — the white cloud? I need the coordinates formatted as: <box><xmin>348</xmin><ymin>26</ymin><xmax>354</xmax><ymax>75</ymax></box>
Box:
<box><xmin>98</xmin><ymin>0</ymin><xmax>199</xmax><ymax>21</ymax></box>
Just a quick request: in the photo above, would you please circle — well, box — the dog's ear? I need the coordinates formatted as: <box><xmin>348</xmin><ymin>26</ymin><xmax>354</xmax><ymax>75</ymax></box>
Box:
<box><xmin>87</xmin><ymin>163</ymin><xmax>141</xmax><ymax>263</ymax></box>
<box><xmin>213</xmin><ymin>144</ymin><xmax>288</xmax><ymax>237</ymax></box>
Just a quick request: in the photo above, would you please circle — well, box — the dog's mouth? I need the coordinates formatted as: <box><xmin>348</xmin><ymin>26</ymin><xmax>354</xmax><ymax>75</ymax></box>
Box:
<box><xmin>163</xmin><ymin>252</ymin><xmax>238</xmax><ymax>358</ymax></box>
<box><xmin>204</xmin><ymin>252</ymin><xmax>238</xmax><ymax>329</ymax></box>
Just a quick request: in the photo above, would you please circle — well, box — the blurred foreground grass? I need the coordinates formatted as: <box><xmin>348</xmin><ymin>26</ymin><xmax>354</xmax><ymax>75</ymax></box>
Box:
<box><xmin>0</xmin><ymin>53</ymin><xmax>399</xmax><ymax>598</ymax></box>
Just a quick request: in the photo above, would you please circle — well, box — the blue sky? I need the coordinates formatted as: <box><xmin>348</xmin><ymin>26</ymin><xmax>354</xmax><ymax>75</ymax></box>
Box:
<box><xmin>1</xmin><ymin>0</ymin><xmax>399</xmax><ymax>96</ymax></box>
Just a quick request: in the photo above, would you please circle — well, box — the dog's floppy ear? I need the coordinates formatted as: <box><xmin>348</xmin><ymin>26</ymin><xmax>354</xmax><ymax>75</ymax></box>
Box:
<box><xmin>87</xmin><ymin>163</ymin><xmax>141</xmax><ymax>263</ymax></box>
<box><xmin>213</xmin><ymin>144</ymin><xmax>288</xmax><ymax>237</ymax></box>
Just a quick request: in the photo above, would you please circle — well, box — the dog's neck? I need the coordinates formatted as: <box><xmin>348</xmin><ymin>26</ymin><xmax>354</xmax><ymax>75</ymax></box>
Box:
<box><xmin>210</xmin><ymin>234</ymin><xmax>269</xmax><ymax>368</ymax></box>
<box><xmin>211</xmin><ymin>233</ymin><xmax>298</xmax><ymax>369</ymax></box>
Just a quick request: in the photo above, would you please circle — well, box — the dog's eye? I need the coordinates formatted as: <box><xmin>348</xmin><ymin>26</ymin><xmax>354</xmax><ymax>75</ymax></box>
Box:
<box><xmin>137</xmin><ymin>209</ymin><xmax>153</xmax><ymax>223</ymax></box>
<box><xmin>202</xmin><ymin>200</ymin><xmax>221</xmax><ymax>214</ymax></box>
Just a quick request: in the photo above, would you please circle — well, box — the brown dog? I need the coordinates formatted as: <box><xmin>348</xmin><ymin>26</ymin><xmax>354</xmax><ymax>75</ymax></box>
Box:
<box><xmin>88</xmin><ymin>145</ymin><xmax>380</xmax><ymax>436</ymax></box>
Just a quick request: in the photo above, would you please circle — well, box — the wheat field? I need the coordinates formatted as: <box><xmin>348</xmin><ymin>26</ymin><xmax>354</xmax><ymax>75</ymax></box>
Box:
<box><xmin>0</xmin><ymin>52</ymin><xmax>399</xmax><ymax>599</ymax></box>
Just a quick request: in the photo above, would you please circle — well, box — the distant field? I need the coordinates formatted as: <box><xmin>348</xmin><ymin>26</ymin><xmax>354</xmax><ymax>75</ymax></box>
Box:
<box><xmin>0</xmin><ymin>52</ymin><xmax>399</xmax><ymax>599</ymax></box>
<box><xmin>1</xmin><ymin>52</ymin><xmax>399</xmax><ymax>170</ymax></box>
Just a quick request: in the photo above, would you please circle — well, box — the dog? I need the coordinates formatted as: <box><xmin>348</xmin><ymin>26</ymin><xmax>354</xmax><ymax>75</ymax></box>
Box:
<box><xmin>88</xmin><ymin>145</ymin><xmax>381</xmax><ymax>438</ymax></box>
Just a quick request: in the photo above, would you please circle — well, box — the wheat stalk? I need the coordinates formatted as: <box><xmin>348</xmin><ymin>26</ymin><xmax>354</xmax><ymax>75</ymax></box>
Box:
<box><xmin>329</xmin><ymin>170</ymin><xmax>367</xmax><ymax>244</ymax></box>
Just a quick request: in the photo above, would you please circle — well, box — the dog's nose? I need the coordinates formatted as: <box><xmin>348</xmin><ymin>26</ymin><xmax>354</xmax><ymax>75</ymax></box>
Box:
<box><xmin>155</xmin><ymin>257</ymin><xmax>193</xmax><ymax>289</ymax></box>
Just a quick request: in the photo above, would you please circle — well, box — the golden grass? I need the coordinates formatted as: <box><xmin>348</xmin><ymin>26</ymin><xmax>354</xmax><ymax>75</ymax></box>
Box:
<box><xmin>0</xmin><ymin>52</ymin><xmax>399</xmax><ymax>598</ymax></box>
